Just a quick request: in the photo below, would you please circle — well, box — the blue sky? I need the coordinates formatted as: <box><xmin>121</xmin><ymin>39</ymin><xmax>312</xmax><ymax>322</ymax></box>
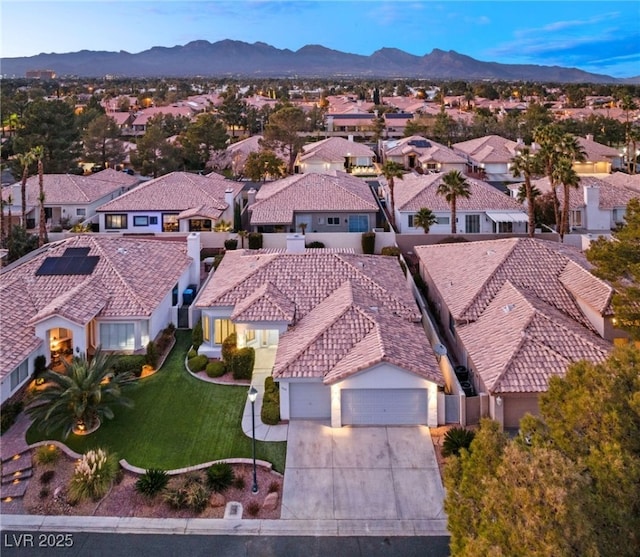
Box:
<box><xmin>2</xmin><ymin>1</ymin><xmax>639</xmax><ymax>77</ymax></box>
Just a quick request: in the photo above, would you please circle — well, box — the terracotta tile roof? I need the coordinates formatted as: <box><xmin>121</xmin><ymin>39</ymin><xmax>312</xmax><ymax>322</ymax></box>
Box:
<box><xmin>393</xmin><ymin>173</ymin><xmax>525</xmax><ymax>213</ymax></box>
<box><xmin>577</xmin><ymin>136</ymin><xmax>620</xmax><ymax>161</ymax></box>
<box><xmin>532</xmin><ymin>176</ymin><xmax>639</xmax><ymax>210</ymax></box>
<box><xmin>249</xmin><ymin>172</ymin><xmax>378</xmax><ymax>225</ymax></box>
<box><xmin>458</xmin><ymin>282</ymin><xmax>610</xmax><ymax>394</ymax></box>
<box><xmin>384</xmin><ymin>136</ymin><xmax>467</xmax><ymax>164</ymax></box>
<box><xmin>230</xmin><ymin>282</ymin><xmax>296</xmax><ymax>322</ymax></box>
<box><xmin>452</xmin><ymin>135</ymin><xmax>520</xmax><ymax>164</ymax></box>
<box><xmin>299</xmin><ymin>137</ymin><xmax>375</xmax><ymax>163</ymax></box>
<box><xmin>3</xmin><ymin>171</ymin><xmax>137</xmax><ymax>206</ymax></box>
<box><xmin>415</xmin><ymin>238</ymin><xmax>610</xmax><ymax>325</ymax></box>
<box><xmin>0</xmin><ymin>236</ymin><xmax>192</xmax><ymax>377</ymax></box>
<box><xmin>96</xmin><ymin>171</ymin><xmax>241</xmax><ymax>212</ymax></box>
<box><xmin>559</xmin><ymin>262</ymin><xmax>613</xmax><ymax>316</ymax></box>
<box><xmin>131</xmin><ymin>105</ymin><xmax>194</xmax><ymax>126</ymax></box>
<box><xmin>601</xmin><ymin>172</ymin><xmax>640</xmax><ymax>194</ymax></box>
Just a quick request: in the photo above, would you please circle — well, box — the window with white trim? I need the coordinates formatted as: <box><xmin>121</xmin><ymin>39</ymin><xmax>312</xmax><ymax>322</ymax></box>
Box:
<box><xmin>105</xmin><ymin>214</ymin><xmax>127</xmax><ymax>229</ymax></box>
<box><xmin>327</xmin><ymin>217</ymin><xmax>340</xmax><ymax>226</ymax></box>
<box><xmin>76</xmin><ymin>208</ymin><xmax>86</xmax><ymax>217</ymax></box>
<box><xmin>10</xmin><ymin>360</ymin><xmax>29</xmax><ymax>390</ymax></box>
<box><xmin>99</xmin><ymin>323</ymin><xmax>135</xmax><ymax>350</ymax></box>
<box><xmin>214</xmin><ymin>319</ymin><xmax>236</xmax><ymax>345</ymax></box>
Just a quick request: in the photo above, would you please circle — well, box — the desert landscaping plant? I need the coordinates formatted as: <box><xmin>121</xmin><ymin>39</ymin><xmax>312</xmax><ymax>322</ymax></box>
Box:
<box><xmin>34</xmin><ymin>445</ymin><xmax>61</xmax><ymax>465</ymax></box>
<box><xmin>27</xmin><ymin>348</ymin><xmax>134</xmax><ymax>439</ymax></box>
<box><xmin>442</xmin><ymin>427</ymin><xmax>476</xmax><ymax>457</ymax></box>
<box><xmin>135</xmin><ymin>469</ymin><xmax>169</xmax><ymax>498</ymax></box>
<box><xmin>164</xmin><ymin>473</ymin><xmax>209</xmax><ymax>512</ymax></box>
<box><xmin>206</xmin><ymin>462</ymin><xmax>235</xmax><ymax>493</ymax></box>
<box><xmin>67</xmin><ymin>448</ymin><xmax>120</xmax><ymax>503</ymax></box>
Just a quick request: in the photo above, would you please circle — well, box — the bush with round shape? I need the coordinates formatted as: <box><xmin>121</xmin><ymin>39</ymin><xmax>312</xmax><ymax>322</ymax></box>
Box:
<box><xmin>442</xmin><ymin>427</ymin><xmax>476</xmax><ymax>457</ymax></box>
<box><xmin>206</xmin><ymin>361</ymin><xmax>226</xmax><ymax>378</ymax></box>
<box><xmin>224</xmin><ymin>238</ymin><xmax>238</xmax><ymax>251</ymax></box>
<box><xmin>135</xmin><ymin>469</ymin><xmax>169</xmax><ymax>498</ymax></box>
<box><xmin>188</xmin><ymin>354</ymin><xmax>209</xmax><ymax>372</ymax></box>
<box><xmin>206</xmin><ymin>462</ymin><xmax>235</xmax><ymax>493</ymax></box>
<box><xmin>231</xmin><ymin>347</ymin><xmax>255</xmax><ymax>380</ymax></box>
<box><xmin>221</xmin><ymin>333</ymin><xmax>237</xmax><ymax>369</ymax></box>
<box><xmin>187</xmin><ymin>348</ymin><xmax>197</xmax><ymax>360</ymax></box>
<box><xmin>305</xmin><ymin>241</ymin><xmax>325</xmax><ymax>248</ymax></box>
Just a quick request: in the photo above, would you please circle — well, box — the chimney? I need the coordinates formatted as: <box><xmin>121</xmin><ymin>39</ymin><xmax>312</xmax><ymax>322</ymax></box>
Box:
<box><xmin>286</xmin><ymin>234</ymin><xmax>306</xmax><ymax>254</ymax></box>
<box><xmin>224</xmin><ymin>187</ymin><xmax>234</xmax><ymax>208</ymax></box>
<box><xmin>247</xmin><ymin>188</ymin><xmax>257</xmax><ymax>206</ymax></box>
<box><xmin>348</xmin><ymin>134</ymin><xmax>354</xmax><ymax>142</ymax></box>
<box><xmin>187</xmin><ymin>232</ymin><xmax>201</xmax><ymax>285</ymax></box>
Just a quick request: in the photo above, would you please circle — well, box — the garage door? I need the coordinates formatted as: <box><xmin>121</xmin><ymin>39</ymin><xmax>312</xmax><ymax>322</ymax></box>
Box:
<box><xmin>289</xmin><ymin>382</ymin><xmax>331</xmax><ymax>419</ymax></box>
<box><xmin>341</xmin><ymin>388</ymin><xmax>428</xmax><ymax>426</ymax></box>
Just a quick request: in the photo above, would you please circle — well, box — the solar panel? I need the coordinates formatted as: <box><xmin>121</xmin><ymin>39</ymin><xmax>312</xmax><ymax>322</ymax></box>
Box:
<box><xmin>35</xmin><ymin>257</ymin><xmax>59</xmax><ymax>276</ymax></box>
<box><xmin>34</xmin><ymin>254</ymin><xmax>99</xmax><ymax>276</ymax></box>
<box><xmin>408</xmin><ymin>140</ymin><xmax>430</xmax><ymax>148</ymax></box>
<box><xmin>62</xmin><ymin>247</ymin><xmax>91</xmax><ymax>257</ymax></box>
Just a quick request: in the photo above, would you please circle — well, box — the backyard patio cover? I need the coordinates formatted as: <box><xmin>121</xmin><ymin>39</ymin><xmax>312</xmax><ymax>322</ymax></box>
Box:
<box><xmin>485</xmin><ymin>212</ymin><xmax>529</xmax><ymax>223</ymax></box>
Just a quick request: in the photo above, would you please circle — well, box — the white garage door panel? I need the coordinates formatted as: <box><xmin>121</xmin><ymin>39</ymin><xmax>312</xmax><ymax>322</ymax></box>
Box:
<box><xmin>290</xmin><ymin>383</ymin><xmax>331</xmax><ymax>419</ymax></box>
<box><xmin>341</xmin><ymin>389</ymin><xmax>428</xmax><ymax>425</ymax></box>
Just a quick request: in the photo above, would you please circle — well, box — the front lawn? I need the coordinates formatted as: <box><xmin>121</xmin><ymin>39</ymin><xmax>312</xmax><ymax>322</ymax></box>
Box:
<box><xmin>26</xmin><ymin>330</ymin><xmax>287</xmax><ymax>472</ymax></box>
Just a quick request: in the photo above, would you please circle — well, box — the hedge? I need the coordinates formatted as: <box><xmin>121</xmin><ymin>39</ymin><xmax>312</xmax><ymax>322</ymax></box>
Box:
<box><xmin>188</xmin><ymin>355</ymin><xmax>209</xmax><ymax>372</ymax></box>
<box><xmin>112</xmin><ymin>355</ymin><xmax>146</xmax><ymax>377</ymax></box>
<box><xmin>221</xmin><ymin>333</ymin><xmax>237</xmax><ymax>370</ymax></box>
<box><xmin>261</xmin><ymin>376</ymin><xmax>280</xmax><ymax>425</ymax></box>
<box><xmin>231</xmin><ymin>347</ymin><xmax>255</xmax><ymax>380</ymax></box>
<box><xmin>248</xmin><ymin>232</ymin><xmax>263</xmax><ymax>250</ymax></box>
<box><xmin>361</xmin><ymin>231</ymin><xmax>375</xmax><ymax>254</ymax></box>
<box><xmin>224</xmin><ymin>238</ymin><xmax>238</xmax><ymax>251</ymax></box>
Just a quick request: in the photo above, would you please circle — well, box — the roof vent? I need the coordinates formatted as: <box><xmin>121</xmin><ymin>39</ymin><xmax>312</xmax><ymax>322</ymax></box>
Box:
<box><xmin>486</xmin><ymin>249</ymin><xmax>496</xmax><ymax>255</ymax></box>
<box><xmin>117</xmin><ymin>247</ymin><xmax>127</xmax><ymax>255</ymax></box>
<box><xmin>368</xmin><ymin>306</ymin><xmax>379</xmax><ymax>312</ymax></box>
<box><xmin>502</xmin><ymin>303</ymin><xmax>516</xmax><ymax>314</ymax></box>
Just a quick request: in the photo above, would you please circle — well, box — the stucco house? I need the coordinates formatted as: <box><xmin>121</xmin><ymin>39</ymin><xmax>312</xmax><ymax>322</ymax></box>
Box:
<box><xmin>415</xmin><ymin>238</ymin><xmax>614</xmax><ymax>429</ymax></box>
<box><xmin>388</xmin><ymin>172</ymin><xmax>529</xmax><ymax>234</ymax></box>
<box><xmin>0</xmin><ymin>233</ymin><xmax>201</xmax><ymax>404</ymax></box>
<box><xmin>248</xmin><ymin>171</ymin><xmax>379</xmax><ymax>233</ymax></box>
<box><xmin>96</xmin><ymin>171</ymin><xmax>244</xmax><ymax>233</ymax></box>
<box><xmin>2</xmin><ymin>168</ymin><xmax>139</xmax><ymax>231</ymax></box>
<box><xmin>295</xmin><ymin>137</ymin><xmax>376</xmax><ymax>176</ymax></box>
<box><xmin>452</xmin><ymin>135</ymin><xmax>523</xmax><ymax>182</ymax></box>
<box><xmin>574</xmin><ymin>134</ymin><xmax>623</xmax><ymax>175</ymax></box>
<box><xmin>513</xmin><ymin>175</ymin><xmax>640</xmax><ymax>232</ymax></box>
<box><xmin>381</xmin><ymin>135</ymin><xmax>468</xmax><ymax>174</ymax></box>
<box><xmin>194</xmin><ymin>245</ymin><xmax>444</xmax><ymax>427</ymax></box>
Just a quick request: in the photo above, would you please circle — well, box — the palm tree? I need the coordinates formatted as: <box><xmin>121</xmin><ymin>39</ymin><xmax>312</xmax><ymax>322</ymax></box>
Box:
<box><xmin>380</xmin><ymin>160</ymin><xmax>405</xmax><ymax>230</ymax></box>
<box><xmin>437</xmin><ymin>170</ymin><xmax>471</xmax><ymax>234</ymax></box>
<box><xmin>27</xmin><ymin>348</ymin><xmax>134</xmax><ymax>440</ymax></box>
<box><xmin>413</xmin><ymin>207</ymin><xmax>438</xmax><ymax>233</ymax></box>
<box><xmin>5</xmin><ymin>193</ymin><xmax>13</xmax><ymax>254</ymax></box>
<box><xmin>33</xmin><ymin>146</ymin><xmax>48</xmax><ymax>247</ymax></box>
<box><xmin>15</xmin><ymin>149</ymin><xmax>37</xmax><ymax>228</ymax></box>
<box><xmin>510</xmin><ymin>147</ymin><xmax>540</xmax><ymax>237</ymax></box>
<box><xmin>553</xmin><ymin>158</ymin><xmax>581</xmax><ymax>241</ymax></box>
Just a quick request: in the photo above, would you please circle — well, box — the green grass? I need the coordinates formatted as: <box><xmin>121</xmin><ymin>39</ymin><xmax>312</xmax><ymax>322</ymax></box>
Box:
<box><xmin>26</xmin><ymin>330</ymin><xmax>287</xmax><ymax>473</ymax></box>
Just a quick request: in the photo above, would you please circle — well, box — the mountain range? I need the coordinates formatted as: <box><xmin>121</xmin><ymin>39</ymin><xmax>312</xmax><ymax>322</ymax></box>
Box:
<box><xmin>1</xmin><ymin>40</ymin><xmax>633</xmax><ymax>83</ymax></box>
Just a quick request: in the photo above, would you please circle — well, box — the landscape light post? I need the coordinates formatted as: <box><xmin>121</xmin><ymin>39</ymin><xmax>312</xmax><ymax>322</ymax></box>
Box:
<box><xmin>248</xmin><ymin>385</ymin><xmax>259</xmax><ymax>494</ymax></box>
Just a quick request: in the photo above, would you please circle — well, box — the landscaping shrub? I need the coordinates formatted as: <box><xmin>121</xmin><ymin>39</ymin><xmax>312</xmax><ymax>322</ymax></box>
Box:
<box><xmin>206</xmin><ymin>463</ymin><xmax>235</xmax><ymax>493</ymax></box>
<box><xmin>221</xmin><ymin>333</ymin><xmax>237</xmax><ymax>370</ymax></box>
<box><xmin>261</xmin><ymin>376</ymin><xmax>280</xmax><ymax>425</ymax></box>
<box><xmin>34</xmin><ymin>354</ymin><xmax>47</xmax><ymax>377</ymax></box>
<box><xmin>112</xmin><ymin>355</ymin><xmax>146</xmax><ymax>378</ymax></box>
<box><xmin>192</xmin><ymin>319</ymin><xmax>203</xmax><ymax>354</ymax></box>
<box><xmin>39</xmin><ymin>488</ymin><xmax>50</xmax><ymax>499</ymax></box>
<box><xmin>233</xmin><ymin>476</ymin><xmax>246</xmax><ymax>490</ymax></box>
<box><xmin>206</xmin><ymin>361</ymin><xmax>226</xmax><ymax>378</ymax></box>
<box><xmin>67</xmin><ymin>448</ymin><xmax>119</xmax><ymax>503</ymax></box>
<box><xmin>380</xmin><ymin>246</ymin><xmax>401</xmax><ymax>257</ymax></box>
<box><xmin>305</xmin><ymin>241</ymin><xmax>325</xmax><ymax>248</ymax></box>
<box><xmin>34</xmin><ymin>444</ymin><xmax>61</xmax><ymax>465</ymax></box>
<box><xmin>248</xmin><ymin>232</ymin><xmax>263</xmax><ymax>249</ymax></box>
<box><xmin>164</xmin><ymin>473</ymin><xmax>209</xmax><ymax>512</ymax></box>
<box><xmin>1</xmin><ymin>400</ymin><xmax>23</xmax><ymax>435</ymax></box>
<box><xmin>188</xmin><ymin>355</ymin><xmax>209</xmax><ymax>373</ymax></box>
<box><xmin>246</xmin><ymin>501</ymin><xmax>261</xmax><ymax>516</ymax></box>
<box><xmin>268</xmin><ymin>481</ymin><xmax>279</xmax><ymax>494</ymax></box>
<box><xmin>442</xmin><ymin>427</ymin><xmax>476</xmax><ymax>457</ymax></box>
<box><xmin>187</xmin><ymin>348</ymin><xmax>197</xmax><ymax>360</ymax></box>
<box><xmin>39</xmin><ymin>470</ymin><xmax>55</xmax><ymax>485</ymax></box>
<box><xmin>224</xmin><ymin>238</ymin><xmax>238</xmax><ymax>251</ymax></box>
<box><xmin>437</xmin><ymin>236</ymin><xmax>469</xmax><ymax>244</ymax></box>
<box><xmin>145</xmin><ymin>341</ymin><xmax>158</xmax><ymax>368</ymax></box>
<box><xmin>231</xmin><ymin>347</ymin><xmax>255</xmax><ymax>380</ymax></box>
<box><xmin>135</xmin><ymin>469</ymin><xmax>168</xmax><ymax>498</ymax></box>
<box><xmin>361</xmin><ymin>231</ymin><xmax>376</xmax><ymax>254</ymax></box>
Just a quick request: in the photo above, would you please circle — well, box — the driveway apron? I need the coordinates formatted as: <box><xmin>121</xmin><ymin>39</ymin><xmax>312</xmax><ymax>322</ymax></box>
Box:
<box><xmin>281</xmin><ymin>421</ymin><xmax>446</xmax><ymax>521</ymax></box>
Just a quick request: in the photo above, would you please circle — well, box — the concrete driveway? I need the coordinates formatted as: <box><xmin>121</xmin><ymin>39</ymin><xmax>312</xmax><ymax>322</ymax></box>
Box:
<box><xmin>281</xmin><ymin>421</ymin><xmax>446</xmax><ymax>521</ymax></box>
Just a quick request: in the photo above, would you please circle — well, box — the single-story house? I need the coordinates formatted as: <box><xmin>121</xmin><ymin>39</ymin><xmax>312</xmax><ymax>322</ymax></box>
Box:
<box><xmin>415</xmin><ymin>238</ymin><xmax>615</xmax><ymax>429</ymax></box>
<box><xmin>574</xmin><ymin>134</ymin><xmax>624</xmax><ymax>175</ymax></box>
<box><xmin>2</xmin><ymin>168</ymin><xmax>139</xmax><ymax>231</ymax></box>
<box><xmin>96</xmin><ymin>171</ymin><xmax>244</xmax><ymax>233</ymax></box>
<box><xmin>381</xmin><ymin>135</ymin><xmax>468</xmax><ymax>174</ymax></box>
<box><xmin>0</xmin><ymin>233</ymin><xmax>201</xmax><ymax>404</ymax></box>
<box><xmin>248</xmin><ymin>171</ymin><xmax>379</xmax><ymax>233</ymax></box>
<box><xmin>452</xmin><ymin>135</ymin><xmax>523</xmax><ymax>181</ymax></box>
<box><xmin>194</xmin><ymin>244</ymin><xmax>444</xmax><ymax>427</ymax></box>
<box><xmin>388</xmin><ymin>172</ymin><xmax>529</xmax><ymax>234</ymax></box>
<box><xmin>295</xmin><ymin>137</ymin><xmax>376</xmax><ymax>176</ymax></box>
<box><xmin>601</xmin><ymin>171</ymin><xmax>640</xmax><ymax>194</ymax></box>
<box><xmin>512</xmin><ymin>175</ymin><xmax>640</xmax><ymax>231</ymax></box>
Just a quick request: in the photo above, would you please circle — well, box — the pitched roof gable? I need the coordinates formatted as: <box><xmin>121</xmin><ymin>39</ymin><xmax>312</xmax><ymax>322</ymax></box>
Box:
<box><xmin>230</xmin><ymin>281</ymin><xmax>296</xmax><ymax>322</ymax></box>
